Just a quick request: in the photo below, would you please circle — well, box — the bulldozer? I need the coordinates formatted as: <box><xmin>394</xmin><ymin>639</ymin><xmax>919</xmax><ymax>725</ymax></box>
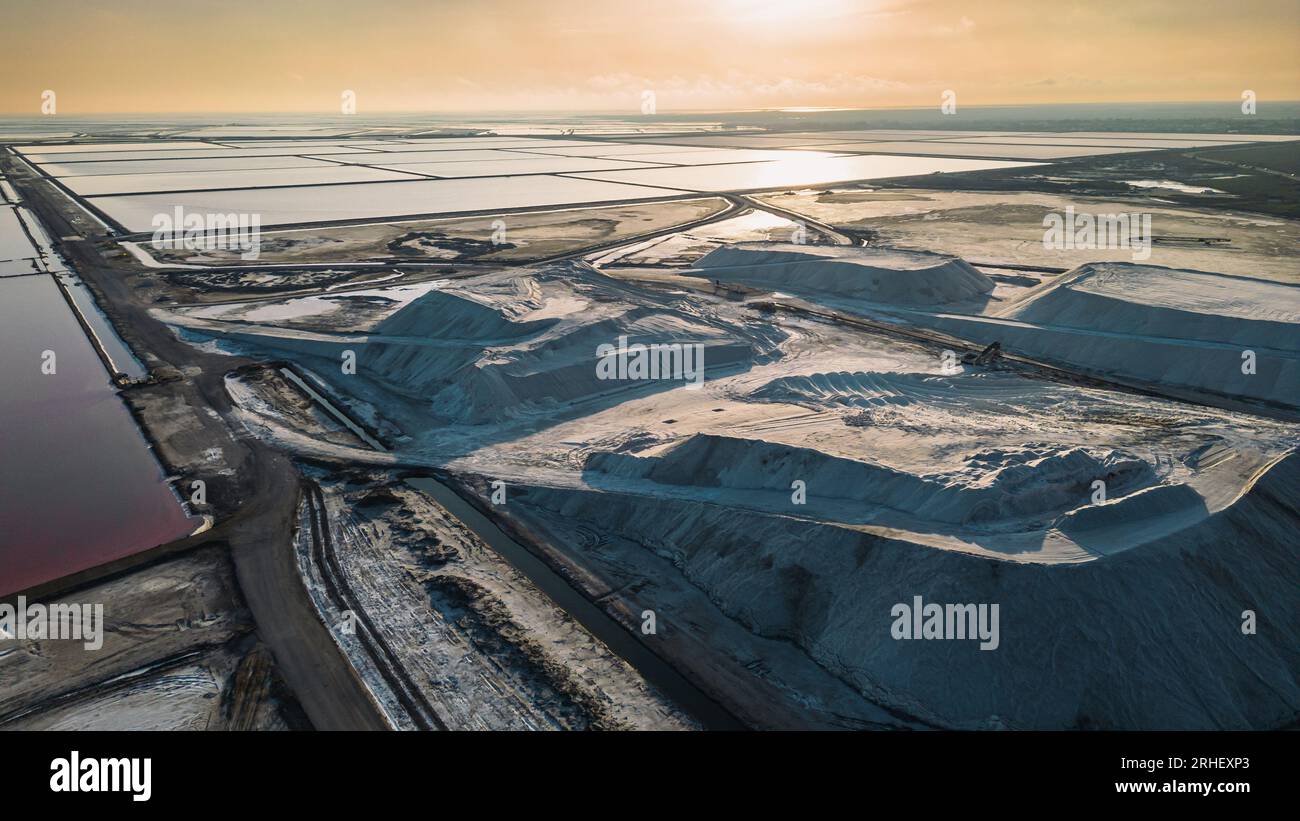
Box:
<box><xmin>961</xmin><ymin>341</ymin><xmax>1002</xmax><ymax>367</ymax></box>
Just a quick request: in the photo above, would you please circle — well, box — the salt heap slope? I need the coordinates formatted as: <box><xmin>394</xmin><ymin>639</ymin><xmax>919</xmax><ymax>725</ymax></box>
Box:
<box><xmin>375</xmin><ymin>286</ymin><xmax>558</xmax><ymax>341</ymax></box>
<box><xmin>517</xmin><ymin>441</ymin><xmax>1300</xmax><ymax>729</ymax></box>
<box><xmin>190</xmin><ymin>265</ymin><xmax>786</xmax><ymax>427</ymax></box>
<box><xmin>938</xmin><ymin>262</ymin><xmax>1300</xmax><ymax>408</ymax></box>
<box><xmin>688</xmin><ymin>242</ymin><xmax>995</xmax><ymax>307</ymax></box>
<box><xmin>421</xmin><ymin>304</ymin><xmax>770</xmax><ymax>424</ymax></box>
<box><xmin>586</xmin><ymin>433</ymin><xmax>1158</xmax><ymax>528</ymax></box>
<box><xmin>1008</xmin><ymin>263</ymin><xmax>1300</xmax><ymax>352</ymax></box>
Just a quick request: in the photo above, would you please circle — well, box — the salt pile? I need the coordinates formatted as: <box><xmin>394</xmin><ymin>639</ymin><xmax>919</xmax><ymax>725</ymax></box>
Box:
<box><xmin>689</xmin><ymin>242</ymin><xmax>994</xmax><ymax>306</ymax></box>
<box><xmin>1008</xmin><ymin>262</ymin><xmax>1300</xmax><ymax>352</ymax></box>
<box><xmin>585</xmin><ymin>434</ymin><xmax>1156</xmax><ymax>527</ymax></box>
<box><xmin>518</xmin><ymin>449</ymin><xmax>1300</xmax><ymax>728</ymax></box>
<box><xmin>375</xmin><ymin>287</ymin><xmax>558</xmax><ymax>341</ymax></box>
<box><xmin>751</xmin><ymin>370</ymin><xmax>1027</xmax><ymax>412</ymax></box>
<box><xmin>426</xmin><ymin>308</ymin><xmax>763</xmax><ymax>424</ymax></box>
<box><xmin>920</xmin><ymin>262</ymin><xmax>1300</xmax><ymax>407</ymax></box>
<box><xmin>187</xmin><ymin>270</ymin><xmax>785</xmax><ymax>425</ymax></box>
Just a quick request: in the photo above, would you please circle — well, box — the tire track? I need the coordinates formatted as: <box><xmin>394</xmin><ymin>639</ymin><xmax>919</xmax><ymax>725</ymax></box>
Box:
<box><xmin>303</xmin><ymin>481</ymin><xmax>448</xmax><ymax>731</ymax></box>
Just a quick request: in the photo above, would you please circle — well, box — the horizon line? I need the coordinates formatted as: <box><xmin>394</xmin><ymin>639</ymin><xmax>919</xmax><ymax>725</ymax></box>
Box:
<box><xmin>3</xmin><ymin>99</ymin><xmax>1300</xmax><ymax>119</ymax></box>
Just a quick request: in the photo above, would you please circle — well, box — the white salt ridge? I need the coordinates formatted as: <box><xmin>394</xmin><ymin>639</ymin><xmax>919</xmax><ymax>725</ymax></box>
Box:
<box><xmin>516</xmin><ymin>449</ymin><xmax>1300</xmax><ymax>728</ymax></box>
<box><xmin>181</xmin><ymin>281</ymin><xmax>450</xmax><ymax>324</ymax></box>
<box><xmin>928</xmin><ymin>311</ymin><xmax>1300</xmax><ymax>408</ymax></box>
<box><xmin>1007</xmin><ymin>262</ymin><xmax>1300</xmax><ymax>351</ymax></box>
<box><xmin>1124</xmin><ymin>179</ymin><xmax>1225</xmax><ymax>194</ymax></box>
<box><xmin>427</xmin><ymin>309</ymin><xmax>761</xmax><ymax>424</ymax></box>
<box><xmin>1055</xmin><ymin>482</ymin><xmax>1208</xmax><ymax>553</ymax></box>
<box><xmin>187</xmin><ymin>272</ymin><xmax>783</xmax><ymax>425</ymax></box>
<box><xmin>751</xmin><ymin>369</ymin><xmax>1024</xmax><ymax>411</ymax></box>
<box><xmin>899</xmin><ymin>261</ymin><xmax>1300</xmax><ymax>407</ymax></box>
<box><xmin>585</xmin><ymin>433</ymin><xmax>1156</xmax><ymax>527</ymax></box>
<box><xmin>690</xmin><ymin>242</ymin><xmax>995</xmax><ymax>306</ymax></box>
<box><xmin>375</xmin><ymin>287</ymin><xmax>559</xmax><ymax>341</ymax></box>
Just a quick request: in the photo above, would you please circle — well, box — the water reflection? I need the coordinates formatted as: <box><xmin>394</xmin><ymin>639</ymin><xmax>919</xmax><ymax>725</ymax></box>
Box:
<box><xmin>0</xmin><ymin>275</ymin><xmax>195</xmax><ymax>595</ymax></box>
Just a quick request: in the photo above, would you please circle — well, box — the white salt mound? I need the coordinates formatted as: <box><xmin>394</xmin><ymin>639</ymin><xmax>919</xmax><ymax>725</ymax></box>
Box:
<box><xmin>428</xmin><ymin>309</ymin><xmax>761</xmax><ymax>424</ymax></box>
<box><xmin>522</xmin><ymin>449</ymin><xmax>1300</xmax><ymax>729</ymax></box>
<box><xmin>751</xmin><ymin>369</ymin><xmax>1027</xmax><ymax>412</ymax></box>
<box><xmin>377</xmin><ymin>288</ymin><xmax>557</xmax><ymax>340</ymax></box>
<box><xmin>1009</xmin><ymin>262</ymin><xmax>1300</xmax><ymax>352</ymax></box>
<box><xmin>919</xmin><ymin>261</ymin><xmax>1300</xmax><ymax>407</ymax></box>
<box><xmin>210</xmin><ymin>284</ymin><xmax>780</xmax><ymax>424</ymax></box>
<box><xmin>586</xmin><ymin>434</ymin><xmax>1155</xmax><ymax>526</ymax></box>
<box><xmin>690</xmin><ymin>242</ymin><xmax>994</xmax><ymax>306</ymax></box>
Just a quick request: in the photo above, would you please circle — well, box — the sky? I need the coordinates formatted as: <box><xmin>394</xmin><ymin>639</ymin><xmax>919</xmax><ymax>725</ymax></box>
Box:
<box><xmin>1</xmin><ymin>0</ymin><xmax>1297</xmax><ymax>114</ymax></box>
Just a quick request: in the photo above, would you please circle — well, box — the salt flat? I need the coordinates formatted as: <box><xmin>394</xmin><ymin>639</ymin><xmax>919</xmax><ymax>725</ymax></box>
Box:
<box><xmin>20</xmin><ymin>146</ymin><xmax>381</xmax><ymax>163</ymax></box>
<box><xmin>40</xmin><ymin>155</ymin><xmax>342</xmax><ymax>177</ymax></box>
<box><xmin>1051</xmin><ymin>131</ymin><xmax>1300</xmax><ymax>142</ymax></box>
<box><xmin>606</xmin><ymin>148</ymin><xmax>843</xmax><ymax>165</ymax></box>
<box><xmin>811</xmin><ymin>141</ymin><xmax>1150</xmax><ymax>159</ymax></box>
<box><xmin>366</xmin><ymin>138</ymin><xmax>607</xmax><ymax>151</ymax></box>
<box><xmin>13</xmin><ymin>141</ymin><xmax>219</xmax><ymax>154</ymax></box>
<box><xmin>612</xmin><ymin>131</ymin><xmax>1048</xmax><ymax>148</ymax></box>
<box><xmin>758</xmin><ymin>187</ymin><xmax>1300</xmax><ymax>283</ymax></box>
<box><xmin>568</xmin><ymin>154</ymin><xmax>1039</xmax><ymax>192</ymax></box>
<box><xmin>0</xmin><ymin>204</ymin><xmax>39</xmax><ymax>264</ymax></box>
<box><xmin>214</xmin><ymin>140</ymin><xmax>428</xmax><ymax>149</ymax></box>
<box><xmin>370</xmin><ymin>155</ymin><xmax>668</xmax><ymax>178</ymax></box>
<box><xmin>607</xmin><ymin>129</ymin><xmax>1298</xmax><ymax>152</ymax></box>
<box><xmin>945</xmin><ymin>135</ymin><xmax>1243</xmax><ymax>148</ymax></box>
<box><xmin>92</xmin><ymin>174</ymin><xmax>691</xmax><ymax>231</ymax></box>
<box><xmin>172</xmin><ymin>126</ymin><xmax>362</xmax><ymax>138</ymax></box>
<box><xmin>324</xmin><ymin>148</ymin><xmax>556</xmax><ymax>165</ymax></box>
<box><xmin>510</xmin><ymin>143</ymin><xmax>722</xmax><ymax>157</ymax></box>
<box><xmin>67</xmin><ymin>165</ymin><xmax>426</xmax><ymax>196</ymax></box>
<box><xmin>804</xmin><ymin>130</ymin><xmax>1049</xmax><ymax>139</ymax></box>
<box><xmin>606</xmin><ymin>135</ymin><xmax>855</xmax><ymax>149</ymax></box>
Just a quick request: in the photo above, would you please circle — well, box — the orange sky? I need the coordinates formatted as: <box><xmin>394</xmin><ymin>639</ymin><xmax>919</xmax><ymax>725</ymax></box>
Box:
<box><xmin>1</xmin><ymin>0</ymin><xmax>1297</xmax><ymax>113</ymax></box>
